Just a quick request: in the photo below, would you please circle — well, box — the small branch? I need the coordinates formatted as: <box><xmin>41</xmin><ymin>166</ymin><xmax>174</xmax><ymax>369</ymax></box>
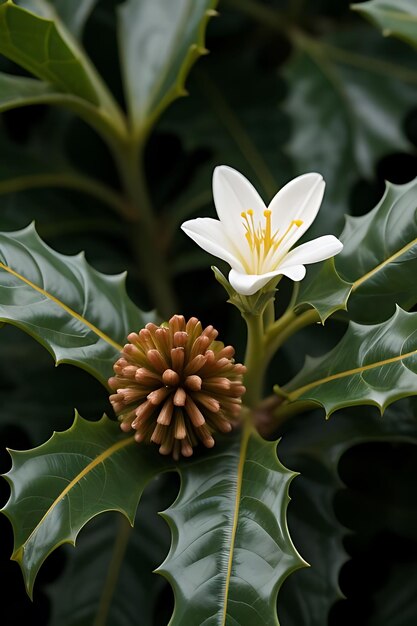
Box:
<box><xmin>256</xmin><ymin>397</ymin><xmax>318</xmax><ymax>438</ymax></box>
<box><xmin>264</xmin><ymin>307</ymin><xmax>320</xmax><ymax>364</ymax></box>
<box><xmin>111</xmin><ymin>140</ymin><xmax>178</xmax><ymax>318</ymax></box>
<box><xmin>0</xmin><ymin>172</ymin><xmax>131</xmax><ymax>219</ymax></box>
<box><xmin>243</xmin><ymin>311</ymin><xmax>266</xmax><ymax>408</ymax></box>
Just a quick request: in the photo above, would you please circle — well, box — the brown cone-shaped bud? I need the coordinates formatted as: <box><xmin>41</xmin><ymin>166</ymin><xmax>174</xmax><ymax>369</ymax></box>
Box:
<box><xmin>109</xmin><ymin>315</ymin><xmax>246</xmax><ymax>460</ymax></box>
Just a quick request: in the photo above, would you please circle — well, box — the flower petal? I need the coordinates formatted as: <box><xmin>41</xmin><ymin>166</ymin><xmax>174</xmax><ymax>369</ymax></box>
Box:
<box><xmin>181</xmin><ymin>218</ymin><xmax>246</xmax><ymax>272</ymax></box>
<box><xmin>213</xmin><ymin>165</ymin><xmax>266</xmax><ymax>238</ymax></box>
<box><xmin>229</xmin><ymin>265</ymin><xmax>306</xmax><ymax>296</ymax></box>
<box><xmin>268</xmin><ymin>172</ymin><xmax>325</xmax><ymax>250</ymax></box>
<box><xmin>280</xmin><ymin>235</ymin><xmax>343</xmax><ymax>268</ymax></box>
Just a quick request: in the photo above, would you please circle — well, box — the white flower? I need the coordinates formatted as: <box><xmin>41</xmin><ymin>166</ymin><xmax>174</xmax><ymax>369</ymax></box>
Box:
<box><xmin>181</xmin><ymin>166</ymin><xmax>343</xmax><ymax>296</ymax></box>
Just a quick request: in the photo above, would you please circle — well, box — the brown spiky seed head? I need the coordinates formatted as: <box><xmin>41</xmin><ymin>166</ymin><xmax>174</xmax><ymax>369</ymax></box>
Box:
<box><xmin>109</xmin><ymin>315</ymin><xmax>246</xmax><ymax>460</ymax></box>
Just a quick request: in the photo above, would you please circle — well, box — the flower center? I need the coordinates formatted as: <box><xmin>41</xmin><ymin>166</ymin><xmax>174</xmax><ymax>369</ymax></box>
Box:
<box><xmin>240</xmin><ymin>209</ymin><xmax>303</xmax><ymax>273</ymax></box>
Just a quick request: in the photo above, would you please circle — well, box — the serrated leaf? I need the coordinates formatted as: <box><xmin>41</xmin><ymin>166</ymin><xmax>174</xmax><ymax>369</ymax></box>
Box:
<box><xmin>295</xmin><ymin>177</ymin><xmax>417</xmax><ymax>323</ymax></box>
<box><xmin>16</xmin><ymin>0</ymin><xmax>98</xmax><ymax>37</ymax></box>
<box><xmin>281</xmin><ymin>307</ymin><xmax>417</xmax><ymax>417</ymax></box>
<box><xmin>117</xmin><ymin>0</ymin><xmax>218</xmax><ymax>140</ymax></box>
<box><xmin>278</xmin><ymin>401</ymin><xmax>417</xmax><ymax>626</ymax></box>
<box><xmin>294</xmin><ymin>258</ymin><xmax>352</xmax><ymax>322</ymax></box>
<box><xmin>0</xmin><ymin>223</ymin><xmax>149</xmax><ymax>386</ymax></box>
<box><xmin>2</xmin><ymin>413</ymin><xmax>168</xmax><ymax>597</ymax></box>
<box><xmin>284</xmin><ymin>27</ymin><xmax>417</xmax><ymax>236</ymax></box>
<box><xmin>353</xmin><ymin>0</ymin><xmax>417</xmax><ymax>48</ymax></box>
<box><xmin>0</xmin><ymin>0</ymin><xmax>124</xmax><ymax>136</ymax></box>
<box><xmin>0</xmin><ymin>1</ymin><xmax>97</xmax><ymax>104</ymax></box>
<box><xmin>336</xmin><ymin>177</ymin><xmax>417</xmax><ymax>323</ymax></box>
<box><xmin>48</xmin><ymin>480</ymin><xmax>172</xmax><ymax>626</ymax></box>
<box><xmin>158</xmin><ymin>426</ymin><xmax>303</xmax><ymax>625</ymax></box>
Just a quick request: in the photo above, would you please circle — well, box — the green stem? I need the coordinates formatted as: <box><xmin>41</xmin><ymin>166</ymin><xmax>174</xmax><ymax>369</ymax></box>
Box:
<box><xmin>111</xmin><ymin>140</ymin><xmax>178</xmax><ymax>318</ymax></box>
<box><xmin>263</xmin><ymin>298</ymin><xmax>275</xmax><ymax>330</ymax></box>
<box><xmin>265</xmin><ymin>308</ymin><xmax>320</xmax><ymax>364</ymax></box>
<box><xmin>0</xmin><ymin>172</ymin><xmax>130</xmax><ymax>218</ymax></box>
<box><xmin>243</xmin><ymin>312</ymin><xmax>266</xmax><ymax>408</ymax></box>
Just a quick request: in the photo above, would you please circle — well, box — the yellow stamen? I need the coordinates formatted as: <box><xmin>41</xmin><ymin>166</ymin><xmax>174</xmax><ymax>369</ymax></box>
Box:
<box><xmin>239</xmin><ymin>210</ymin><xmax>304</xmax><ymax>274</ymax></box>
<box><xmin>275</xmin><ymin>219</ymin><xmax>303</xmax><ymax>248</ymax></box>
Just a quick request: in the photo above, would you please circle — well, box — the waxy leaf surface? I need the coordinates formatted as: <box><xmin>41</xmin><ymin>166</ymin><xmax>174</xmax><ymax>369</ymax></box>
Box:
<box><xmin>294</xmin><ymin>259</ymin><xmax>351</xmax><ymax>322</ymax></box>
<box><xmin>296</xmin><ymin>177</ymin><xmax>417</xmax><ymax>322</ymax></box>
<box><xmin>15</xmin><ymin>0</ymin><xmax>98</xmax><ymax>37</ymax></box>
<box><xmin>279</xmin><ymin>402</ymin><xmax>417</xmax><ymax>625</ymax></box>
<box><xmin>0</xmin><ymin>0</ymin><xmax>123</xmax><ymax>136</ymax></box>
<box><xmin>282</xmin><ymin>307</ymin><xmax>417</xmax><ymax>416</ymax></box>
<box><xmin>159</xmin><ymin>427</ymin><xmax>303</xmax><ymax>625</ymax></box>
<box><xmin>0</xmin><ymin>224</ymin><xmax>149</xmax><ymax>386</ymax></box>
<box><xmin>0</xmin><ymin>1</ymin><xmax>99</xmax><ymax>104</ymax></box>
<box><xmin>2</xmin><ymin>414</ymin><xmax>168</xmax><ymax>597</ymax></box>
<box><xmin>48</xmin><ymin>483</ymin><xmax>171</xmax><ymax>626</ymax></box>
<box><xmin>335</xmin><ymin>177</ymin><xmax>417</xmax><ymax>323</ymax></box>
<box><xmin>353</xmin><ymin>0</ymin><xmax>417</xmax><ymax>48</ymax></box>
<box><xmin>117</xmin><ymin>0</ymin><xmax>218</xmax><ymax>139</ymax></box>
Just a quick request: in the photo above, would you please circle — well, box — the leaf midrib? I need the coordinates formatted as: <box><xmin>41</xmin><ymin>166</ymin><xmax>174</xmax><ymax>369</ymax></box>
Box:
<box><xmin>0</xmin><ymin>261</ymin><xmax>123</xmax><ymax>351</ymax></box>
<box><xmin>287</xmin><ymin>346</ymin><xmax>417</xmax><ymax>400</ymax></box>
<box><xmin>220</xmin><ymin>423</ymin><xmax>250</xmax><ymax>625</ymax></box>
<box><xmin>13</xmin><ymin>435</ymin><xmax>135</xmax><ymax>563</ymax></box>
<box><xmin>351</xmin><ymin>236</ymin><xmax>417</xmax><ymax>290</ymax></box>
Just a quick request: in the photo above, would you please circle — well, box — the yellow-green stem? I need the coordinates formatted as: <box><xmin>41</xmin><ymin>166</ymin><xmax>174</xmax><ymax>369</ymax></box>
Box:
<box><xmin>264</xmin><ymin>308</ymin><xmax>320</xmax><ymax>365</ymax></box>
<box><xmin>243</xmin><ymin>312</ymin><xmax>266</xmax><ymax>408</ymax></box>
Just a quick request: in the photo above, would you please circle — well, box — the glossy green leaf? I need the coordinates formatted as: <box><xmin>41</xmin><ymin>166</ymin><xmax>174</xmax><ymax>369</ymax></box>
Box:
<box><xmin>295</xmin><ymin>177</ymin><xmax>417</xmax><ymax>323</ymax></box>
<box><xmin>280</xmin><ymin>307</ymin><xmax>417</xmax><ymax>417</ymax></box>
<box><xmin>16</xmin><ymin>0</ymin><xmax>98</xmax><ymax>37</ymax></box>
<box><xmin>0</xmin><ymin>223</ymin><xmax>149</xmax><ymax>386</ymax></box>
<box><xmin>48</xmin><ymin>481</ymin><xmax>172</xmax><ymax>626</ymax></box>
<box><xmin>294</xmin><ymin>259</ymin><xmax>352</xmax><ymax>323</ymax></box>
<box><xmin>278</xmin><ymin>401</ymin><xmax>417</xmax><ymax>625</ymax></box>
<box><xmin>284</xmin><ymin>28</ymin><xmax>417</xmax><ymax>236</ymax></box>
<box><xmin>0</xmin><ymin>1</ymin><xmax>124</xmax><ymax>136</ymax></box>
<box><xmin>0</xmin><ymin>72</ymin><xmax>61</xmax><ymax>111</ymax></box>
<box><xmin>0</xmin><ymin>1</ymin><xmax>97</xmax><ymax>104</ymax></box>
<box><xmin>2</xmin><ymin>414</ymin><xmax>168</xmax><ymax>598</ymax></box>
<box><xmin>353</xmin><ymin>0</ymin><xmax>417</xmax><ymax>48</ymax></box>
<box><xmin>117</xmin><ymin>0</ymin><xmax>219</xmax><ymax>140</ymax></box>
<box><xmin>335</xmin><ymin>177</ymin><xmax>417</xmax><ymax>323</ymax></box>
<box><xmin>159</xmin><ymin>425</ymin><xmax>303</xmax><ymax>625</ymax></box>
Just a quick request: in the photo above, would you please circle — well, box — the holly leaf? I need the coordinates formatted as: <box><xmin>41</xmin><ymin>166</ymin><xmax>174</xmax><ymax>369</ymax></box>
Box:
<box><xmin>117</xmin><ymin>0</ymin><xmax>219</xmax><ymax>141</ymax></box>
<box><xmin>0</xmin><ymin>223</ymin><xmax>149</xmax><ymax>387</ymax></box>
<box><xmin>2</xmin><ymin>414</ymin><xmax>168</xmax><ymax>598</ymax></box>
<box><xmin>15</xmin><ymin>0</ymin><xmax>98</xmax><ymax>37</ymax></box>
<box><xmin>334</xmin><ymin>177</ymin><xmax>417</xmax><ymax>323</ymax></box>
<box><xmin>278</xmin><ymin>400</ymin><xmax>417</xmax><ymax>626</ymax></box>
<box><xmin>294</xmin><ymin>259</ymin><xmax>352</xmax><ymax>323</ymax></box>
<box><xmin>0</xmin><ymin>0</ymin><xmax>123</xmax><ymax>136</ymax></box>
<box><xmin>353</xmin><ymin>0</ymin><xmax>417</xmax><ymax>49</ymax></box>
<box><xmin>48</xmin><ymin>480</ymin><xmax>172</xmax><ymax>626</ymax></box>
<box><xmin>284</xmin><ymin>27</ymin><xmax>417</xmax><ymax>236</ymax></box>
<box><xmin>295</xmin><ymin>177</ymin><xmax>417</xmax><ymax>323</ymax></box>
<box><xmin>159</xmin><ymin>426</ymin><xmax>303</xmax><ymax>625</ymax></box>
<box><xmin>280</xmin><ymin>307</ymin><xmax>417</xmax><ymax>417</ymax></box>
